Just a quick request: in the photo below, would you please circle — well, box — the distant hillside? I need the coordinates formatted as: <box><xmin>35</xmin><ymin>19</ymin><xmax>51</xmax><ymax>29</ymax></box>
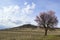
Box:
<box><xmin>17</xmin><ymin>24</ymin><xmax>37</xmax><ymax>28</ymax></box>
<box><xmin>1</xmin><ymin>24</ymin><xmax>59</xmax><ymax>31</ymax></box>
<box><xmin>1</xmin><ymin>24</ymin><xmax>37</xmax><ymax>31</ymax></box>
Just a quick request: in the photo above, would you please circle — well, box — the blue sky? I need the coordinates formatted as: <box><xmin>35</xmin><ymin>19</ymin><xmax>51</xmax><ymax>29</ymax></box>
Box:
<box><xmin>0</xmin><ymin>0</ymin><xmax>60</xmax><ymax>28</ymax></box>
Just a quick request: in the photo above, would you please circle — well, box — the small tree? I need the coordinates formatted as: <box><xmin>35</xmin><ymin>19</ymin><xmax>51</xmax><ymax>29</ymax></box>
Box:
<box><xmin>35</xmin><ymin>10</ymin><xmax>58</xmax><ymax>36</ymax></box>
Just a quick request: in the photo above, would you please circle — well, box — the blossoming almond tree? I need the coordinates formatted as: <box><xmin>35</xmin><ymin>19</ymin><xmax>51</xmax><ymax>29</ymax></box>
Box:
<box><xmin>35</xmin><ymin>10</ymin><xmax>58</xmax><ymax>36</ymax></box>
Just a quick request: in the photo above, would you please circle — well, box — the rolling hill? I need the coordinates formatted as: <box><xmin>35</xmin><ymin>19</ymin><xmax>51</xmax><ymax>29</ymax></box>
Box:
<box><xmin>0</xmin><ymin>24</ymin><xmax>60</xmax><ymax>40</ymax></box>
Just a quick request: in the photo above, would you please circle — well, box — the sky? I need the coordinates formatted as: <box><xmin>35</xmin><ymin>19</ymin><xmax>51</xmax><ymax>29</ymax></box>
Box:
<box><xmin>0</xmin><ymin>0</ymin><xmax>60</xmax><ymax>29</ymax></box>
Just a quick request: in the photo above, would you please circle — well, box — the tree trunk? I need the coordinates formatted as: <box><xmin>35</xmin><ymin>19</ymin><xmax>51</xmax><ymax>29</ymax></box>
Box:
<box><xmin>45</xmin><ymin>28</ymin><xmax>48</xmax><ymax>36</ymax></box>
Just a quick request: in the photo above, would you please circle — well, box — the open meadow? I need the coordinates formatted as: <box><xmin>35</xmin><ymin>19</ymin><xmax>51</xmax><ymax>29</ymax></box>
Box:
<box><xmin>0</xmin><ymin>28</ymin><xmax>60</xmax><ymax>40</ymax></box>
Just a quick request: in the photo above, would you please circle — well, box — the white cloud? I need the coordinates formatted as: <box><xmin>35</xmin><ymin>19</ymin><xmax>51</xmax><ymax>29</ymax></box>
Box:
<box><xmin>24</xmin><ymin>2</ymin><xmax>28</xmax><ymax>5</ymax></box>
<box><xmin>0</xmin><ymin>2</ymin><xmax>36</xmax><ymax>28</ymax></box>
<box><xmin>22</xmin><ymin>2</ymin><xmax>36</xmax><ymax>14</ymax></box>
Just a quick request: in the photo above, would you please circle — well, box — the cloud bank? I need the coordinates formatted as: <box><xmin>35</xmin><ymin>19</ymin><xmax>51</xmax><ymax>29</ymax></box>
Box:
<box><xmin>0</xmin><ymin>2</ymin><xmax>36</xmax><ymax>28</ymax></box>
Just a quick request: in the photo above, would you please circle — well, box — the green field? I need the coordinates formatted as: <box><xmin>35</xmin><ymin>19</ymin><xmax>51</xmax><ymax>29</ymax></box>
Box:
<box><xmin>0</xmin><ymin>28</ymin><xmax>60</xmax><ymax>40</ymax></box>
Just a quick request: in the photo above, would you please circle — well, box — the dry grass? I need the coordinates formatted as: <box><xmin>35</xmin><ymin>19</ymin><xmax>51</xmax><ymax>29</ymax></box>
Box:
<box><xmin>0</xmin><ymin>28</ymin><xmax>60</xmax><ymax>40</ymax></box>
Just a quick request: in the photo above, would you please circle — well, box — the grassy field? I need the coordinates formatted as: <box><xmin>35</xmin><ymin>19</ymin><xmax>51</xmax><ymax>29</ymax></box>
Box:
<box><xmin>0</xmin><ymin>28</ymin><xmax>60</xmax><ymax>40</ymax></box>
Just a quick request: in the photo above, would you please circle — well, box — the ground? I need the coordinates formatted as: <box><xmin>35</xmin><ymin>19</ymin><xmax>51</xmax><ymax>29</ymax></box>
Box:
<box><xmin>0</xmin><ymin>28</ymin><xmax>60</xmax><ymax>40</ymax></box>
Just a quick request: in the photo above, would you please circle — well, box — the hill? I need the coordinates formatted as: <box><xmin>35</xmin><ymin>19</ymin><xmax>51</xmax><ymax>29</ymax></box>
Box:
<box><xmin>1</xmin><ymin>24</ymin><xmax>37</xmax><ymax>31</ymax></box>
<box><xmin>1</xmin><ymin>24</ymin><xmax>60</xmax><ymax>31</ymax></box>
<box><xmin>16</xmin><ymin>24</ymin><xmax>37</xmax><ymax>28</ymax></box>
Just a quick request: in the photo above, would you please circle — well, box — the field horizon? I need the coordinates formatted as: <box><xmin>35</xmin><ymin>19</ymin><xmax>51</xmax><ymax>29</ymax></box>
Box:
<box><xmin>0</xmin><ymin>24</ymin><xmax>60</xmax><ymax>40</ymax></box>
